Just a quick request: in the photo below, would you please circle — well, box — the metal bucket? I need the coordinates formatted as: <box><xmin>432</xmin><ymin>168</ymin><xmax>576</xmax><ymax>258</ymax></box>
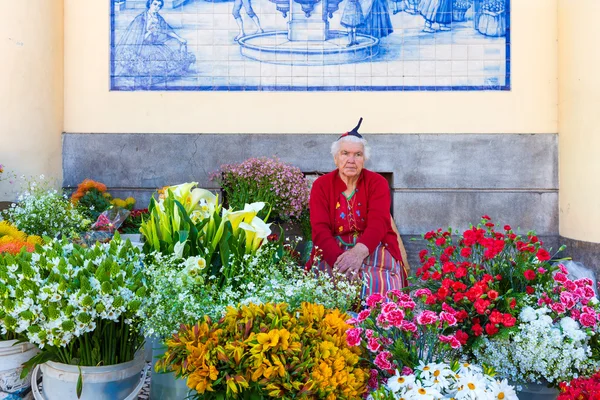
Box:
<box><xmin>0</xmin><ymin>340</ymin><xmax>39</xmax><ymax>399</ymax></box>
<box><xmin>31</xmin><ymin>352</ymin><xmax>147</xmax><ymax>400</ymax></box>
<box><xmin>148</xmin><ymin>337</ymin><xmax>190</xmax><ymax>400</ymax></box>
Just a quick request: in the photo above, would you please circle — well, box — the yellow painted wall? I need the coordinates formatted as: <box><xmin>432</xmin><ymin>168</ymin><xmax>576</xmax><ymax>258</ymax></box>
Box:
<box><xmin>558</xmin><ymin>0</ymin><xmax>600</xmax><ymax>243</ymax></box>
<box><xmin>0</xmin><ymin>1</ymin><xmax>64</xmax><ymax>201</ymax></box>
<box><xmin>63</xmin><ymin>0</ymin><xmax>558</xmax><ymax>134</ymax></box>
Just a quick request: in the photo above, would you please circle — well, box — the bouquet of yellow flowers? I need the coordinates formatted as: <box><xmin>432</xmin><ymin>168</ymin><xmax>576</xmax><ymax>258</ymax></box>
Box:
<box><xmin>156</xmin><ymin>302</ymin><xmax>370</xmax><ymax>399</ymax></box>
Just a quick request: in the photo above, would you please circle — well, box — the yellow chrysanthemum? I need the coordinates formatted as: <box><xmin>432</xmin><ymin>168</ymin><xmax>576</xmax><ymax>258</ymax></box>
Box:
<box><xmin>26</xmin><ymin>235</ymin><xmax>44</xmax><ymax>245</ymax></box>
<box><xmin>0</xmin><ymin>221</ymin><xmax>27</xmax><ymax>242</ymax></box>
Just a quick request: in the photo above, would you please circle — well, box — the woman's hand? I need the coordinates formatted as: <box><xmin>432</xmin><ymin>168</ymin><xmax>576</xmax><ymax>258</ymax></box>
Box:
<box><xmin>334</xmin><ymin>243</ymin><xmax>369</xmax><ymax>280</ymax></box>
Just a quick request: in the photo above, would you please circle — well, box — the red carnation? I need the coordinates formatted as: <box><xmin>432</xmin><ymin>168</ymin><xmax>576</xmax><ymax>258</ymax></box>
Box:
<box><xmin>524</xmin><ymin>269</ymin><xmax>536</xmax><ymax>280</ymax></box>
<box><xmin>455</xmin><ymin>330</ymin><xmax>469</xmax><ymax>345</ymax></box>
<box><xmin>460</xmin><ymin>247</ymin><xmax>472</xmax><ymax>258</ymax></box>
<box><xmin>526</xmin><ymin>286</ymin><xmax>535</xmax><ymax>295</ymax></box>
<box><xmin>487</xmin><ymin>290</ymin><xmax>499</xmax><ymax>300</ymax></box>
<box><xmin>509</xmin><ymin>298</ymin><xmax>517</xmax><ymax>309</ymax></box>
<box><xmin>485</xmin><ymin>323</ymin><xmax>499</xmax><ymax>336</ymax></box>
<box><xmin>504</xmin><ymin>225</ymin><xmax>512</xmax><ymax>231</ymax></box>
<box><xmin>536</xmin><ymin>248</ymin><xmax>551</xmax><ymax>262</ymax></box>
<box><xmin>472</xmin><ymin>324</ymin><xmax>483</xmax><ymax>336</ymax></box>
<box><xmin>435</xmin><ymin>237</ymin><xmax>446</xmax><ymax>246</ymax></box>
<box><xmin>502</xmin><ymin>314</ymin><xmax>516</xmax><ymax>327</ymax></box>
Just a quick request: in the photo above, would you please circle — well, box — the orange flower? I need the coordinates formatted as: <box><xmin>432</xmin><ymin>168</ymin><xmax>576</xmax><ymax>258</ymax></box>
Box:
<box><xmin>0</xmin><ymin>240</ymin><xmax>35</xmax><ymax>255</ymax></box>
<box><xmin>71</xmin><ymin>179</ymin><xmax>107</xmax><ymax>204</ymax></box>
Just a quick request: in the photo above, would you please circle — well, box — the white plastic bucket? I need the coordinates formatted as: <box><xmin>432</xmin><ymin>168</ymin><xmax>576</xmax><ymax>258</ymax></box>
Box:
<box><xmin>31</xmin><ymin>352</ymin><xmax>147</xmax><ymax>400</ymax></box>
<box><xmin>0</xmin><ymin>339</ymin><xmax>39</xmax><ymax>399</ymax></box>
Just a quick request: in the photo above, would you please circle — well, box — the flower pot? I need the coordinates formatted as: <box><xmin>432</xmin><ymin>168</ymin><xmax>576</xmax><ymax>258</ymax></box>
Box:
<box><xmin>149</xmin><ymin>338</ymin><xmax>190</xmax><ymax>400</ymax></box>
<box><xmin>31</xmin><ymin>352</ymin><xmax>147</xmax><ymax>400</ymax></box>
<box><xmin>0</xmin><ymin>340</ymin><xmax>39</xmax><ymax>399</ymax></box>
<box><xmin>516</xmin><ymin>382</ymin><xmax>559</xmax><ymax>400</ymax></box>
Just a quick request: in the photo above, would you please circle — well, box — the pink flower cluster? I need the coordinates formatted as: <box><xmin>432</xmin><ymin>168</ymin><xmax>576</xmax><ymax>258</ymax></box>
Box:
<box><xmin>539</xmin><ymin>264</ymin><xmax>600</xmax><ymax>329</ymax></box>
<box><xmin>345</xmin><ymin>290</ymin><xmax>463</xmax><ymax>389</ymax></box>
<box><xmin>211</xmin><ymin>157</ymin><xmax>310</xmax><ymax>220</ymax></box>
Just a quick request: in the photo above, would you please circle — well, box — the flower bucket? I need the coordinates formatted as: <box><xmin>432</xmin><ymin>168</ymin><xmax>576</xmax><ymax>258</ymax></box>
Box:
<box><xmin>516</xmin><ymin>382</ymin><xmax>559</xmax><ymax>400</ymax></box>
<box><xmin>31</xmin><ymin>352</ymin><xmax>147</xmax><ymax>400</ymax></box>
<box><xmin>149</xmin><ymin>338</ymin><xmax>190</xmax><ymax>400</ymax></box>
<box><xmin>0</xmin><ymin>340</ymin><xmax>39</xmax><ymax>399</ymax></box>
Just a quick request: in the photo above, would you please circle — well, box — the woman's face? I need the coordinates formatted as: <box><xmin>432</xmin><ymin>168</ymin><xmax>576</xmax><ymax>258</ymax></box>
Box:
<box><xmin>335</xmin><ymin>141</ymin><xmax>365</xmax><ymax>181</ymax></box>
<box><xmin>149</xmin><ymin>0</ymin><xmax>163</xmax><ymax>13</ymax></box>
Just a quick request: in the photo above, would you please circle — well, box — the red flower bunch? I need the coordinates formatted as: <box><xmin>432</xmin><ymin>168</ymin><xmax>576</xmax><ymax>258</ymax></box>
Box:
<box><xmin>559</xmin><ymin>371</ymin><xmax>600</xmax><ymax>399</ymax></box>
<box><xmin>415</xmin><ymin>216</ymin><xmax>561</xmax><ymax>347</ymax></box>
<box><xmin>345</xmin><ymin>290</ymin><xmax>461</xmax><ymax>390</ymax></box>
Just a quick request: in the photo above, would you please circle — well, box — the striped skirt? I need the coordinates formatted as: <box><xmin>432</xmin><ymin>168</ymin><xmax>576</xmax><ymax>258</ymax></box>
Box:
<box><xmin>315</xmin><ymin>242</ymin><xmax>408</xmax><ymax>298</ymax></box>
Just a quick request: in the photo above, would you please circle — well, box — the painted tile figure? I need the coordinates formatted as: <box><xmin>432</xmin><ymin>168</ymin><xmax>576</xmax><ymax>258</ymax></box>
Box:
<box><xmin>113</xmin><ymin>0</ymin><xmax>195</xmax><ymax>89</ymax></box>
<box><xmin>233</xmin><ymin>0</ymin><xmax>265</xmax><ymax>41</ymax></box>
<box><xmin>419</xmin><ymin>0</ymin><xmax>453</xmax><ymax>32</ymax></box>
<box><xmin>341</xmin><ymin>0</ymin><xmax>365</xmax><ymax>46</ymax></box>
<box><xmin>357</xmin><ymin>0</ymin><xmax>394</xmax><ymax>38</ymax></box>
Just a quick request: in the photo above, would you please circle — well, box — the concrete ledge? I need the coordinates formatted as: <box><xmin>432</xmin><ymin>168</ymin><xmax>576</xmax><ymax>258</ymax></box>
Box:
<box><xmin>63</xmin><ymin>133</ymin><xmax>557</xmax><ymax>190</ymax></box>
<box><xmin>393</xmin><ymin>191</ymin><xmax>558</xmax><ymax>235</ymax></box>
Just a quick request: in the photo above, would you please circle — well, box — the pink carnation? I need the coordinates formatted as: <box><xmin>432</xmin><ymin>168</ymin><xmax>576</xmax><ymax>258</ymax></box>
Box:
<box><xmin>416</xmin><ymin>310</ymin><xmax>439</xmax><ymax>326</ymax></box>
<box><xmin>381</xmin><ymin>302</ymin><xmax>398</xmax><ymax>314</ymax></box>
<box><xmin>414</xmin><ymin>288</ymin><xmax>432</xmax><ymax>298</ymax></box>
<box><xmin>367</xmin><ymin>337</ymin><xmax>382</xmax><ymax>352</ymax></box>
<box><xmin>385</xmin><ymin>310</ymin><xmax>405</xmax><ymax>327</ymax></box>
<box><xmin>357</xmin><ymin>309</ymin><xmax>371</xmax><ymax>322</ymax></box>
<box><xmin>579</xmin><ymin>313</ymin><xmax>597</xmax><ymax>327</ymax></box>
<box><xmin>551</xmin><ymin>302</ymin><xmax>566</xmax><ymax>314</ymax></box>
<box><xmin>368</xmin><ymin>369</ymin><xmax>379</xmax><ymax>390</ymax></box>
<box><xmin>441</xmin><ymin>302</ymin><xmax>457</xmax><ymax>315</ymax></box>
<box><xmin>401</xmin><ymin>366</ymin><xmax>414</xmax><ymax>376</ymax></box>
<box><xmin>399</xmin><ymin>300</ymin><xmax>416</xmax><ymax>310</ymax></box>
<box><xmin>560</xmin><ymin>292</ymin><xmax>576</xmax><ymax>309</ymax></box>
<box><xmin>559</xmin><ymin>264</ymin><xmax>568</xmax><ymax>274</ymax></box>
<box><xmin>366</xmin><ymin>293</ymin><xmax>385</xmax><ymax>307</ymax></box>
<box><xmin>346</xmin><ymin>328</ymin><xmax>363</xmax><ymax>347</ymax></box>
<box><xmin>400</xmin><ymin>320</ymin><xmax>417</xmax><ymax>333</ymax></box>
<box><xmin>374</xmin><ymin>351</ymin><xmax>394</xmax><ymax>371</ymax></box>
<box><xmin>554</xmin><ymin>272</ymin><xmax>568</xmax><ymax>283</ymax></box>
<box><xmin>439</xmin><ymin>311</ymin><xmax>457</xmax><ymax>326</ymax></box>
<box><xmin>565</xmin><ymin>280</ymin><xmax>577</xmax><ymax>292</ymax></box>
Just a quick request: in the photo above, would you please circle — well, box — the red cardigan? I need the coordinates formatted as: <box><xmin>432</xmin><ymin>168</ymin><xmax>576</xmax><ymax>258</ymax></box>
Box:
<box><xmin>308</xmin><ymin>169</ymin><xmax>403</xmax><ymax>267</ymax></box>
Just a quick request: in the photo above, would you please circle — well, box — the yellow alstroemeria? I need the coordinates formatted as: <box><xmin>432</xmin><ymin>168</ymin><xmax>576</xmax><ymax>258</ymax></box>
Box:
<box><xmin>239</xmin><ymin>216</ymin><xmax>271</xmax><ymax>254</ymax></box>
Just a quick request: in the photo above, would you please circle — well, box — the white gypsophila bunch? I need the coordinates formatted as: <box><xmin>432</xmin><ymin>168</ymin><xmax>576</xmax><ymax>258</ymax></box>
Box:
<box><xmin>473</xmin><ymin>306</ymin><xmax>600</xmax><ymax>385</ymax></box>
<box><xmin>255</xmin><ymin>266</ymin><xmax>363</xmax><ymax>312</ymax></box>
<box><xmin>2</xmin><ymin>177</ymin><xmax>90</xmax><ymax>238</ymax></box>
<box><xmin>370</xmin><ymin>361</ymin><xmax>518</xmax><ymax>400</ymax></box>
<box><xmin>0</xmin><ymin>237</ymin><xmax>145</xmax><ymax>348</ymax></box>
<box><xmin>141</xmin><ymin>251</ymin><xmax>221</xmax><ymax>338</ymax></box>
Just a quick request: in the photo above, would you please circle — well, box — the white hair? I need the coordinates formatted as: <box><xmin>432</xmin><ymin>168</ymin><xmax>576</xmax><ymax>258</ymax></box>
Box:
<box><xmin>330</xmin><ymin>136</ymin><xmax>371</xmax><ymax>161</ymax></box>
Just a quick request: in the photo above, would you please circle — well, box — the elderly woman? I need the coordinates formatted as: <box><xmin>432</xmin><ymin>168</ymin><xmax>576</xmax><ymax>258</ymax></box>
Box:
<box><xmin>307</xmin><ymin>118</ymin><xmax>408</xmax><ymax>297</ymax></box>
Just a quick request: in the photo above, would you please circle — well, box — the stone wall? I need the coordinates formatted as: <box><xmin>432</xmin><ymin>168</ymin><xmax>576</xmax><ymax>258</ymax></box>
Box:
<box><xmin>63</xmin><ymin>133</ymin><xmax>559</xmax><ymax>269</ymax></box>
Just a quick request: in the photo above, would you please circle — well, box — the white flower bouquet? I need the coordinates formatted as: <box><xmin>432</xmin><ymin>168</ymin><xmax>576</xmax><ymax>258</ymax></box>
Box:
<box><xmin>2</xmin><ymin>176</ymin><xmax>90</xmax><ymax>238</ymax></box>
<box><xmin>0</xmin><ymin>235</ymin><xmax>146</xmax><ymax>371</ymax></box>
<box><xmin>473</xmin><ymin>305</ymin><xmax>600</xmax><ymax>385</ymax></box>
<box><xmin>473</xmin><ymin>267</ymin><xmax>600</xmax><ymax>386</ymax></box>
<box><xmin>369</xmin><ymin>361</ymin><xmax>518</xmax><ymax>400</ymax></box>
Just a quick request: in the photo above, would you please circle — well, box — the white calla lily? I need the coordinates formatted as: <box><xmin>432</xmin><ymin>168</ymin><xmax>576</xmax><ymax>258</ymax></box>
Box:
<box><xmin>239</xmin><ymin>216</ymin><xmax>271</xmax><ymax>253</ymax></box>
